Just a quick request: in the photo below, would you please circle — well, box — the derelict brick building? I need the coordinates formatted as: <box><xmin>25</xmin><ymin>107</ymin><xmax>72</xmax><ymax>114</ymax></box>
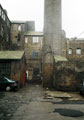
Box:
<box><xmin>0</xmin><ymin>4</ymin><xmax>11</xmax><ymax>50</ymax></box>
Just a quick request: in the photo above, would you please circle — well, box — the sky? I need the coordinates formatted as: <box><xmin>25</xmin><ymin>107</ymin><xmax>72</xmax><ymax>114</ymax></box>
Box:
<box><xmin>0</xmin><ymin>0</ymin><xmax>84</xmax><ymax>38</ymax></box>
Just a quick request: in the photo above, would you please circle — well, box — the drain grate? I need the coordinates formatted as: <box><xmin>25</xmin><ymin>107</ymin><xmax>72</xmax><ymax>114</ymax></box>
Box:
<box><xmin>53</xmin><ymin>108</ymin><xmax>84</xmax><ymax>117</ymax></box>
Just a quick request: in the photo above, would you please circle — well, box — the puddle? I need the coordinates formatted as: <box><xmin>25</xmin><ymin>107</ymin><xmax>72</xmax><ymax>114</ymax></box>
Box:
<box><xmin>54</xmin><ymin>96</ymin><xmax>69</xmax><ymax>101</ymax></box>
<box><xmin>53</xmin><ymin>108</ymin><xmax>84</xmax><ymax>117</ymax></box>
<box><xmin>0</xmin><ymin>108</ymin><xmax>12</xmax><ymax>120</ymax></box>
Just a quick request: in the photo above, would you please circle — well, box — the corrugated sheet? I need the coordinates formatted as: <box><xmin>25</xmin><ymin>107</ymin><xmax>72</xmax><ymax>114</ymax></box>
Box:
<box><xmin>54</xmin><ymin>55</ymin><xmax>68</xmax><ymax>62</ymax></box>
<box><xmin>0</xmin><ymin>51</ymin><xmax>24</xmax><ymax>60</ymax></box>
<box><xmin>11</xmin><ymin>21</ymin><xmax>25</xmax><ymax>24</ymax></box>
<box><xmin>24</xmin><ymin>31</ymin><xmax>43</xmax><ymax>36</ymax></box>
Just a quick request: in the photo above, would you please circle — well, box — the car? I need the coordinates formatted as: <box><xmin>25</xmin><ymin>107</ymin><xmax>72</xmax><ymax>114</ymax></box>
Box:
<box><xmin>79</xmin><ymin>80</ymin><xmax>84</xmax><ymax>95</ymax></box>
<box><xmin>0</xmin><ymin>76</ymin><xmax>19</xmax><ymax>91</ymax></box>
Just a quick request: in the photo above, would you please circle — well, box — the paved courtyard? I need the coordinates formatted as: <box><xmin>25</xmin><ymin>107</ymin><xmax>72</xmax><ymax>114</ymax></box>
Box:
<box><xmin>0</xmin><ymin>84</ymin><xmax>84</xmax><ymax>120</ymax></box>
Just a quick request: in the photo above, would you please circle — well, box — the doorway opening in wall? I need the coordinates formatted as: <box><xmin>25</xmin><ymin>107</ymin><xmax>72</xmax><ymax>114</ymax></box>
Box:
<box><xmin>32</xmin><ymin>68</ymin><xmax>42</xmax><ymax>84</ymax></box>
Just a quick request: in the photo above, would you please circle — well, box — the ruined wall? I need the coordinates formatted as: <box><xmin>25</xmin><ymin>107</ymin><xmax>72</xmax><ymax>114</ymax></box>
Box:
<box><xmin>54</xmin><ymin>60</ymin><xmax>84</xmax><ymax>91</ymax></box>
<box><xmin>67</xmin><ymin>39</ymin><xmax>84</xmax><ymax>60</ymax></box>
<box><xmin>11</xmin><ymin>23</ymin><xmax>25</xmax><ymax>50</ymax></box>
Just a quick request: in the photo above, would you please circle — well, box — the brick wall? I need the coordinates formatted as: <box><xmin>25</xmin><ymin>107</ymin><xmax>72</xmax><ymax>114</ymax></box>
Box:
<box><xmin>24</xmin><ymin>34</ymin><xmax>43</xmax><ymax>81</ymax></box>
<box><xmin>11</xmin><ymin>58</ymin><xmax>25</xmax><ymax>86</ymax></box>
<box><xmin>67</xmin><ymin>39</ymin><xmax>84</xmax><ymax>60</ymax></box>
<box><xmin>42</xmin><ymin>63</ymin><xmax>54</xmax><ymax>88</ymax></box>
<box><xmin>11</xmin><ymin>23</ymin><xmax>25</xmax><ymax>50</ymax></box>
<box><xmin>54</xmin><ymin>60</ymin><xmax>84</xmax><ymax>91</ymax></box>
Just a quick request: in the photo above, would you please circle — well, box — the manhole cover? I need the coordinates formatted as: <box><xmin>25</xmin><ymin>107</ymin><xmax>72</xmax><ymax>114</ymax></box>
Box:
<box><xmin>53</xmin><ymin>108</ymin><xmax>84</xmax><ymax>117</ymax></box>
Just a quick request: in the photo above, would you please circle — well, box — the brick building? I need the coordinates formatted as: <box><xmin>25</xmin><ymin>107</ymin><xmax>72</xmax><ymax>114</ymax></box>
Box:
<box><xmin>67</xmin><ymin>38</ymin><xmax>84</xmax><ymax>60</ymax></box>
<box><xmin>0</xmin><ymin>4</ymin><xmax>11</xmax><ymax>50</ymax></box>
<box><xmin>1</xmin><ymin>2</ymin><xmax>84</xmax><ymax>91</ymax></box>
<box><xmin>0</xmin><ymin>51</ymin><xmax>26</xmax><ymax>86</ymax></box>
<box><xmin>24</xmin><ymin>31</ymin><xmax>43</xmax><ymax>82</ymax></box>
<box><xmin>52</xmin><ymin>38</ymin><xmax>84</xmax><ymax>91</ymax></box>
<box><xmin>11</xmin><ymin>21</ymin><xmax>25</xmax><ymax>50</ymax></box>
<box><xmin>11</xmin><ymin>21</ymin><xmax>35</xmax><ymax>50</ymax></box>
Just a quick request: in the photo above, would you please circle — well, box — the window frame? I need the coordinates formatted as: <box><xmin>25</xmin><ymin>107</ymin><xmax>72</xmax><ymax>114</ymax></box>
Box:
<box><xmin>25</xmin><ymin>37</ymin><xmax>28</xmax><ymax>43</ymax></box>
<box><xmin>33</xmin><ymin>37</ymin><xmax>39</xmax><ymax>43</ymax></box>
<box><xmin>33</xmin><ymin>68</ymin><xmax>39</xmax><ymax>76</ymax></box>
<box><xmin>32</xmin><ymin>51</ymin><xmax>38</xmax><ymax>59</ymax></box>
<box><xmin>18</xmin><ymin>25</ymin><xmax>21</xmax><ymax>31</ymax></box>
<box><xmin>68</xmin><ymin>48</ymin><xmax>73</xmax><ymax>55</ymax></box>
<box><xmin>0</xmin><ymin>8</ymin><xmax>1</xmax><ymax>16</ymax></box>
<box><xmin>76</xmin><ymin>48</ymin><xmax>81</xmax><ymax>55</ymax></box>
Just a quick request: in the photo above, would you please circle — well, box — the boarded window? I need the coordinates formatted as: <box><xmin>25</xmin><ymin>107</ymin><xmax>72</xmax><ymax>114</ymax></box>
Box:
<box><xmin>76</xmin><ymin>48</ymin><xmax>81</xmax><ymax>55</ymax></box>
<box><xmin>68</xmin><ymin>48</ymin><xmax>73</xmax><ymax>55</ymax></box>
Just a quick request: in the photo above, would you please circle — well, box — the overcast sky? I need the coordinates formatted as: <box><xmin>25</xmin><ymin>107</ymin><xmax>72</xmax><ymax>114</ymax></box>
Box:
<box><xmin>0</xmin><ymin>0</ymin><xmax>84</xmax><ymax>38</ymax></box>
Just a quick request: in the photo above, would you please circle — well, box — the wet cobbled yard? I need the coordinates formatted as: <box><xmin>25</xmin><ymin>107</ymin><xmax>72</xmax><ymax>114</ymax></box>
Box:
<box><xmin>0</xmin><ymin>84</ymin><xmax>46</xmax><ymax>120</ymax></box>
<box><xmin>0</xmin><ymin>84</ymin><xmax>84</xmax><ymax>120</ymax></box>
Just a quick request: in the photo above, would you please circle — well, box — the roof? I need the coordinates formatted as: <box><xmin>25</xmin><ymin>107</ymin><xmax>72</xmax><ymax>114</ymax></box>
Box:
<box><xmin>0</xmin><ymin>51</ymin><xmax>24</xmax><ymax>60</ymax></box>
<box><xmin>24</xmin><ymin>31</ymin><xmax>43</xmax><ymax>36</ymax></box>
<box><xmin>54</xmin><ymin>55</ymin><xmax>68</xmax><ymax>62</ymax></box>
<box><xmin>11</xmin><ymin>20</ymin><xmax>26</xmax><ymax>24</ymax></box>
<box><xmin>69</xmin><ymin>38</ymin><xmax>84</xmax><ymax>41</ymax></box>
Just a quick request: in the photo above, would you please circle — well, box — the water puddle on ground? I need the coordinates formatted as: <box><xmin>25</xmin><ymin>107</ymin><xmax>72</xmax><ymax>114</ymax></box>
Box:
<box><xmin>53</xmin><ymin>108</ymin><xmax>84</xmax><ymax>117</ymax></box>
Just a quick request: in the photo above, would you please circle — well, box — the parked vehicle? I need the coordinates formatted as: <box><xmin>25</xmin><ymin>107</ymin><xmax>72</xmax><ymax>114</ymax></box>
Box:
<box><xmin>0</xmin><ymin>77</ymin><xmax>19</xmax><ymax>91</ymax></box>
<box><xmin>79</xmin><ymin>80</ymin><xmax>84</xmax><ymax>95</ymax></box>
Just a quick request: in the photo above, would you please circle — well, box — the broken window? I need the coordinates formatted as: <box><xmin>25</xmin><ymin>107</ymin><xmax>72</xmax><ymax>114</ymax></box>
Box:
<box><xmin>1</xmin><ymin>25</ymin><xmax>4</xmax><ymax>37</ymax></box>
<box><xmin>18</xmin><ymin>25</ymin><xmax>21</xmax><ymax>31</ymax></box>
<box><xmin>68</xmin><ymin>48</ymin><xmax>73</xmax><ymax>55</ymax></box>
<box><xmin>25</xmin><ymin>37</ymin><xmax>28</xmax><ymax>43</ymax></box>
<box><xmin>33</xmin><ymin>37</ymin><xmax>38</xmax><ymax>43</ymax></box>
<box><xmin>2</xmin><ymin>11</ymin><xmax>5</xmax><ymax>21</ymax></box>
<box><xmin>0</xmin><ymin>8</ymin><xmax>1</xmax><ymax>16</ymax></box>
<box><xmin>7</xmin><ymin>19</ymin><xmax>10</xmax><ymax>28</ymax></box>
<box><xmin>17</xmin><ymin>34</ymin><xmax>20</xmax><ymax>46</ymax></box>
<box><xmin>3</xmin><ymin>14</ymin><xmax>5</xmax><ymax>21</ymax></box>
<box><xmin>6</xmin><ymin>34</ymin><xmax>9</xmax><ymax>42</ymax></box>
<box><xmin>76</xmin><ymin>48</ymin><xmax>81</xmax><ymax>55</ymax></box>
